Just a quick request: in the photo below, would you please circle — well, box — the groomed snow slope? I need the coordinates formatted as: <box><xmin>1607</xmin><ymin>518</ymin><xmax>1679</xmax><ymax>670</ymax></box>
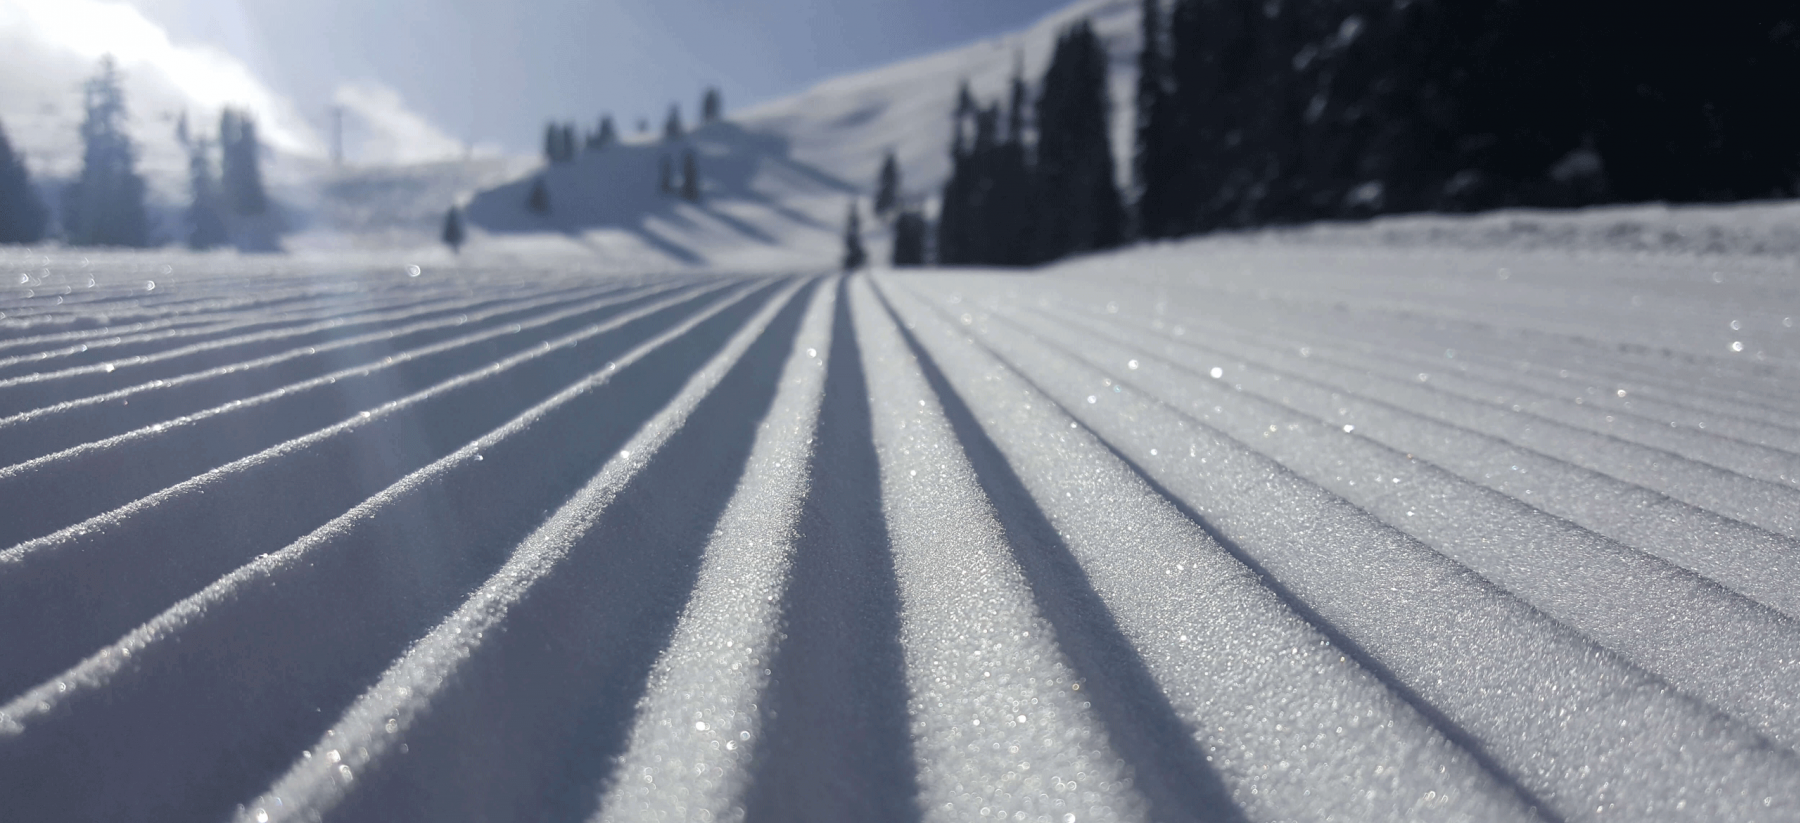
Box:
<box><xmin>1</xmin><ymin>221</ymin><xmax>1799</xmax><ymax>822</ymax></box>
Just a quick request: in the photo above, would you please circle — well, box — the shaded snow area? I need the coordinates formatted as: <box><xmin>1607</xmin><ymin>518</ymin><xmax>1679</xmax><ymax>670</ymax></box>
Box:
<box><xmin>462</xmin><ymin>122</ymin><xmax>858</xmax><ymax>271</ymax></box>
<box><xmin>1</xmin><ymin>219</ymin><xmax>1800</xmax><ymax>823</ymax></box>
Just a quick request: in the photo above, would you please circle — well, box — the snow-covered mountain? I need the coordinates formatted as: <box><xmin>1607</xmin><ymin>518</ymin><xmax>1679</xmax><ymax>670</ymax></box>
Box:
<box><xmin>734</xmin><ymin>0</ymin><xmax>1138</xmax><ymax>202</ymax></box>
<box><xmin>444</xmin><ymin>0</ymin><xmax>1140</xmax><ymax>269</ymax></box>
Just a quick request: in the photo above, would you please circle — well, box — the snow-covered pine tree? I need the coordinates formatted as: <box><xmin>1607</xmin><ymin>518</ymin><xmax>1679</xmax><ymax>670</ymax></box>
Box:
<box><xmin>841</xmin><ymin>201</ymin><xmax>866</xmax><ymax>271</ymax></box>
<box><xmin>0</xmin><ymin>118</ymin><xmax>48</xmax><ymax>244</ymax></box>
<box><xmin>701</xmin><ymin>88</ymin><xmax>722</xmax><ymax>124</ymax></box>
<box><xmin>874</xmin><ymin>151</ymin><xmax>901</xmax><ymax>217</ymax></box>
<box><xmin>663</xmin><ymin>105</ymin><xmax>684</xmax><ymax>141</ymax></box>
<box><xmin>441</xmin><ymin>205</ymin><xmax>465</xmax><ymax>252</ymax></box>
<box><xmin>681</xmin><ymin>151</ymin><xmax>700</xmax><ymax>201</ymax></box>
<box><xmin>66</xmin><ymin>56</ymin><xmax>149</xmax><ymax>247</ymax></box>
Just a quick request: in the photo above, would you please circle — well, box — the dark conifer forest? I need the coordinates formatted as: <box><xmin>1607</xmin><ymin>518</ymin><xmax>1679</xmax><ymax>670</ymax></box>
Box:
<box><xmin>936</xmin><ymin>1</ymin><xmax>1800</xmax><ymax>267</ymax></box>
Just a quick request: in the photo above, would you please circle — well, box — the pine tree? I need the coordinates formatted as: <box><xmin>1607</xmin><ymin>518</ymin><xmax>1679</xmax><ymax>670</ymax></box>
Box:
<box><xmin>1036</xmin><ymin>20</ymin><xmax>1125</xmax><ymax>259</ymax></box>
<box><xmin>1134</xmin><ymin>0</ymin><xmax>1176</xmax><ymax>237</ymax></box>
<box><xmin>701</xmin><ymin>88</ymin><xmax>723</xmax><ymax>124</ymax></box>
<box><xmin>0</xmin><ymin>118</ymin><xmax>48</xmax><ymax>244</ymax></box>
<box><xmin>841</xmin><ymin>201</ymin><xmax>867</xmax><ymax>271</ymax></box>
<box><xmin>527</xmin><ymin>177</ymin><xmax>550</xmax><ymax>214</ymax></box>
<box><xmin>66</xmin><ymin>56</ymin><xmax>149</xmax><ymax>247</ymax></box>
<box><xmin>663</xmin><ymin>105</ymin><xmax>684</xmax><ymax>141</ymax></box>
<box><xmin>441</xmin><ymin>205</ymin><xmax>465</xmax><ymax>252</ymax></box>
<box><xmin>562</xmin><ymin>123</ymin><xmax>577</xmax><ymax>161</ymax></box>
<box><xmin>681</xmin><ymin>150</ymin><xmax>700</xmax><ymax>201</ymax></box>
<box><xmin>219</xmin><ymin>108</ymin><xmax>268</xmax><ymax>216</ymax></box>
<box><xmin>891</xmin><ymin>209</ymin><xmax>927</xmax><ymax>266</ymax></box>
<box><xmin>544</xmin><ymin>122</ymin><xmax>561</xmax><ymax>162</ymax></box>
<box><xmin>587</xmin><ymin>115</ymin><xmax>617</xmax><ymax>150</ymax></box>
<box><xmin>874</xmin><ymin>151</ymin><xmax>901</xmax><ymax>217</ymax></box>
<box><xmin>184</xmin><ymin>137</ymin><xmax>228</xmax><ymax>250</ymax></box>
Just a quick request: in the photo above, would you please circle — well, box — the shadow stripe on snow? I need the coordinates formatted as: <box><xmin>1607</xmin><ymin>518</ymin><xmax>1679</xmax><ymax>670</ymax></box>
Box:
<box><xmin>247</xmin><ymin>278</ymin><xmax>818</xmax><ymax>823</ymax></box>
<box><xmin>882</xmin><ymin>277</ymin><xmax>1545</xmax><ymax>822</ymax></box>
<box><xmin>0</xmin><ymin>279</ymin><xmax>712</xmax><ymax>552</ymax></box>
<box><xmin>0</xmin><ymin>280</ymin><xmax>738</xmax><ymax>697</ymax></box>
<box><xmin>938</xmin><ymin>285</ymin><xmax>1800</xmax><ymax>823</ymax></box>
<box><xmin>736</xmin><ymin>277</ymin><xmax>922</xmax><ymax>823</ymax></box>
<box><xmin>0</xmin><ymin>277</ymin><xmax>788</xmax><ymax>823</ymax></box>
<box><xmin>0</xmin><ymin>278</ymin><xmax>631</xmax><ymax>411</ymax></box>
<box><xmin>0</xmin><ymin>279</ymin><xmax>665</xmax><ymax>468</ymax></box>
<box><xmin>1037</xmin><ymin>297</ymin><xmax>1800</xmax><ymax>622</ymax></box>
<box><xmin>870</xmin><ymin>279</ymin><xmax>1245</xmax><ymax>823</ymax></box>
<box><xmin>0</xmin><ymin>286</ymin><xmax>441</xmax><ymax>380</ymax></box>
<box><xmin>1002</xmin><ymin>297</ymin><xmax>1800</xmax><ymax>753</ymax></box>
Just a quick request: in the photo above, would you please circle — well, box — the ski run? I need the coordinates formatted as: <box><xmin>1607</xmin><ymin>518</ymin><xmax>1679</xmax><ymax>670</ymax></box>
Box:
<box><xmin>1</xmin><ymin>233</ymin><xmax>1799</xmax><ymax>822</ymax></box>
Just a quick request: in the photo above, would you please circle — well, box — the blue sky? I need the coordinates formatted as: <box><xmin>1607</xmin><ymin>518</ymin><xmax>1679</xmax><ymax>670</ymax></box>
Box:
<box><xmin>121</xmin><ymin>0</ymin><xmax>1074</xmax><ymax>155</ymax></box>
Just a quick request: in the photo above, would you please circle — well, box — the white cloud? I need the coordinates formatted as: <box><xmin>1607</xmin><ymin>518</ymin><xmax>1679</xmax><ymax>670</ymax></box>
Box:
<box><xmin>0</xmin><ymin>0</ymin><xmax>322</xmax><ymax>158</ymax></box>
<box><xmin>332</xmin><ymin>80</ymin><xmax>469</xmax><ymax>166</ymax></box>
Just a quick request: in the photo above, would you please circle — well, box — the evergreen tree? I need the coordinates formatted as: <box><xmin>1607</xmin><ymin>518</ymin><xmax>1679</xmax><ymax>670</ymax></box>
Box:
<box><xmin>441</xmin><ymin>205</ymin><xmax>465</xmax><ymax>252</ymax></box>
<box><xmin>562</xmin><ymin>123</ymin><xmax>577</xmax><ymax>160</ymax></box>
<box><xmin>681</xmin><ymin>150</ymin><xmax>701</xmax><ymax>201</ymax></box>
<box><xmin>659</xmin><ymin>155</ymin><xmax>674</xmax><ymax>193</ymax></box>
<box><xmin>1035</xmin><ymin>21</ymin><xmax>1124</xmax><ymax>259</ymax></box>
<box><xmin>544</xmin><ymin>122</ymin><xmax>560</xmax><ymax>162</ymax></box>
<box><xmin>841</xmin><ymin>201</ymin><xmax>867</xmax><ymax>271</ymax></box>
<box><xmin>1134</xmin><ymin>0</ymin><xmax>1177</xmax><ymax>237</ymax></box>
<box><xmin>874</xmin><ymin>151</ymin><xmax>901</xmax><ymax>217</ymax></box>
<box><xmin>701</xmin><ymin>88</ymin><xmax>723</xmax><ymax>123</ymax></box>
<box><xmin>184</xmin><ymin>137</ymin><xmax>228</xmax><ymax>250</ymax></box>
<box><xmin>219</xmin><ymin>108</ymin><xmax>268</xmax><ymax>216</ymax></box>
<box><xmin>587</xmin><ymin>115</ymin><xmax>617</xmax><ymax>150</ymax></box>
<box><xmin>936</xmin><ymin>80</ymin><xmax>1034</xmax><ymax>266</ymax></box>
<box><xmin>527</xmin><ymin>177</ymin><xmax>550</xmax><ymax>214</ymax></box>
<box><xmin>891</xmin><ymin>209</ymin><xmax>927</xmax><ymax>267</ymax></box>
<box><xmin>663</xmin><ymin>105</ymin><xmax>684</xmax><ymax>141</ymax></box>
<box><xmin>66</xmin><ymin>56</ymin><xmax>149</xmax><ymax>247</ymax></box>
<box><xmin>0</xmin><ymin>118</ymin><xmax>48</xmax><ymax>244</ymax></box>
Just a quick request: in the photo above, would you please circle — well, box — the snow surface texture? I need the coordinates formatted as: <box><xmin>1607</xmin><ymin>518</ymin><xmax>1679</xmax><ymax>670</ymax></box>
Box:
<box><xmin>1</xmin><ymin>223</ymin><xmax>1799</xmax><ymax>823</ymax></box>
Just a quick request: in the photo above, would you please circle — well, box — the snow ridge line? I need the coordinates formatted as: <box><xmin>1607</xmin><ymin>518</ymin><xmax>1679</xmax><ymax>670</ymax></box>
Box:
<box><xmin>1025</xmin><ymin>295</ymin><xmax>1800</xmax><ymax>621</ymax></box>
<box><xmin>908</xmin><ymin>277</ymin><xmax>1800</xmax><ymax>822</ymax></box>
<box><xmin>0</xmin><ymin>279</ymin><xmax>667</xmax><ymax>466</ymax></box>
<box><xmin>0</xmin><ymin>278</ymin><xmax>791</xmax><ymax>822</ymax></box>
<box><xmin>0</xmin><ymin>280</ymin><xmax>747</xmax><ymax>698</ymax></box>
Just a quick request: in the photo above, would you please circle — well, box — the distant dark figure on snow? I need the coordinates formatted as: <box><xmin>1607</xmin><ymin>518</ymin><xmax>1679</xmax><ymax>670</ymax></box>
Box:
<box><xmin>874</xmin><ymin>151</ymin><xmax>901</xmax><ymax>217</ymax></box>
<box><xmin>681</xmin><ymin>151</ymin><xmax>700</xmax><ymax>201</ymax></box>
<box><xmin>527</xmin><ymin>177</ymin><xmax>550</xmax><ymax>214</ymax></box>
<box><xmin>891</xmin><ymin>208</ymin><xmax>927</xmax><ymax>267</ymax></box>
<box><xmin>442</xmin><ymin>206</ymin><xmax>465</xmax><ymax>252</ymax></box>
<box><xmin>842</xmin><ymin>201</ymin><xmax>867</xmax><ymax>271</ymax></box>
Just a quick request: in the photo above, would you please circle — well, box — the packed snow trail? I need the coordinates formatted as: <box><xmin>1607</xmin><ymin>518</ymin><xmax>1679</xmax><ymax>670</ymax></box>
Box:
<box><xmin>0</xmin><ymin>239</ymin><xmax>1796</xmax><ymax>822</ymax></box>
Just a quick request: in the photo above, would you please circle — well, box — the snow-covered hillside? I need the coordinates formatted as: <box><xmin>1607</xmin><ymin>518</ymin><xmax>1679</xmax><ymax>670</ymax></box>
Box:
<box><xmin>461</xmin><ymin>122</ymin><xmax>858</xmax><ymax>271</ymax></box>
<box><xmin>735</xmin><ymin>0</ymin><xmax>1139</xmax><ymax>201</ymax></box>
